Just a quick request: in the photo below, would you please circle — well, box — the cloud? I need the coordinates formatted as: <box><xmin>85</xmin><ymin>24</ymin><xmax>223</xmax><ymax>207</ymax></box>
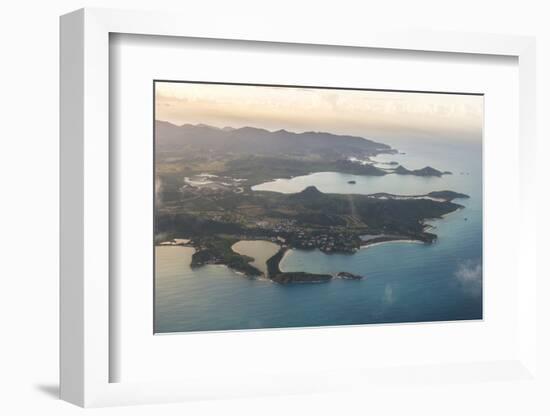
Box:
<box><xmin>383</xmin><ymin>284</ymin><xmax>394</xmax><ymax>304</ymax></box>
<box><xmin>454</xmin><ymin>259</ymin><xmax>482</xmax><ymax>296</ymax></box>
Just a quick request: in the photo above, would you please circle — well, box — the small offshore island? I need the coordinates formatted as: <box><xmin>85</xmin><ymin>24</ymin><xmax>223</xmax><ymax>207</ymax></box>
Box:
<box><xmin>155</xmin><ymin>122</ymin><xmax>469</xmax><ymax>284</ymax></box>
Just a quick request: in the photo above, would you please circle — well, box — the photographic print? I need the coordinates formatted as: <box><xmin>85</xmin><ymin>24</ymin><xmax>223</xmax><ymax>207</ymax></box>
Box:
<box><xmin>154</xmin><ymin>81</ymin><xmax>483</xmax><ymax>333</ymax></box>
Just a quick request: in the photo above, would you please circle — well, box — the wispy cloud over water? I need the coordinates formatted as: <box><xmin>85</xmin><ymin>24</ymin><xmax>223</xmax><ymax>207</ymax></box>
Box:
<box><xmin>455</xmin><ymin>259</ymin><xmax>482</xmax><ymax>296</ymax></box>
<box><xmin>383</xmin><ymin>284</ymin><xmax>395</xmax><ymax>304</ymax></box>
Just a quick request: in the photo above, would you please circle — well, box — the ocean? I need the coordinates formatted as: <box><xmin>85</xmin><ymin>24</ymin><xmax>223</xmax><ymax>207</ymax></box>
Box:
<box><xmin>154</xmin><ymin>138</ymin><xmax>483</xmax><ymax>333</ymax></box>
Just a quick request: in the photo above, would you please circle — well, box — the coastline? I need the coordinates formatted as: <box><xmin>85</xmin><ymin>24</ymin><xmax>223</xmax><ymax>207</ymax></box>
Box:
<box><xmin>157</xmin><ymin>232</ymin><xmax>429</xmax><ymax>281</ymax></box>
<box><xmin>438</xmin><ymin>206</ymin><xmax>464</xmax><ymax>219</ymax></box>
<box><xmin>176</xmin><ymin>236</ymin><xmax>425</xmax><ymax>280</ymax></box>
<box><xmin>278</xmin><ymin>248</ymin><xmax>292</xmax><ymax>273</ymax></box>
<box><xmin>360</xmin><ymin>239</ymin><xmax>424</xmax><ymax>250</ymax></box>
<box><xmin>157</xmin><ymin>196</ymin><xmax>465</xmax><ymax>282</ymax></box>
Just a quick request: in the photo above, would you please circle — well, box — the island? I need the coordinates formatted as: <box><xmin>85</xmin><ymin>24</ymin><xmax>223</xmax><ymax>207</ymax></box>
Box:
<box><xmin>392</xmin><ymin>165</ymin><xmax>452</xmax><ymax>177</ymax></box>
<box><xmin>155</xmin><ymin>122</ymin><xmax>468</xmax><ymax>284</ymax></box>
<box><xmin>336</xmin><ymin>272</ymin><xmax>364</xmax><ymax>280</ymax></box>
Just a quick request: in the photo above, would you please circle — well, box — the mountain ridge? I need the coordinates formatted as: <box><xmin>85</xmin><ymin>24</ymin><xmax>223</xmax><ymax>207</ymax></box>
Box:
<box><xmin>155</xmin><ymin>121</ymin><xmax>393</xmax><ymax>158</ymax></box>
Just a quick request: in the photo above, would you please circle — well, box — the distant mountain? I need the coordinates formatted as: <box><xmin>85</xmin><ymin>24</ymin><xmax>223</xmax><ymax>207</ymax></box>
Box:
<box><xmin>155</xmin><ymin>121</ymin><xmax>392</xmax><ymax>158</ymax></box>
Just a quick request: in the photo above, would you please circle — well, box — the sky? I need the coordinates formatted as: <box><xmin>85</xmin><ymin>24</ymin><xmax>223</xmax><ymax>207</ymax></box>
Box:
<box><xmin>155</xmin><ymin>82</ymin><xmax>483</xmax><ymax>143</ymax></box>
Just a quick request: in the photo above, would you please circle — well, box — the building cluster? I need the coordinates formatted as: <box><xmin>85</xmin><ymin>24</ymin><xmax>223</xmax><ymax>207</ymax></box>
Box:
<box><xmin>286</xmin><ymin>231</ymin><xmax>358</xmax><ymax>254</ymax></box>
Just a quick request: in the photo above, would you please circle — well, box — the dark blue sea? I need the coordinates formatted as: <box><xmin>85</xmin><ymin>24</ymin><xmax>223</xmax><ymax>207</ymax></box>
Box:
<box><xmin>154</xmin><ymin>138</ymin><xmax>482</xmax><ymax>333</ymax></box>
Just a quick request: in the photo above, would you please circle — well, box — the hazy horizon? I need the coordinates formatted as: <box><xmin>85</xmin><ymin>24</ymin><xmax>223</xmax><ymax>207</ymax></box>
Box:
<box><xmin>155</xmin><ymin>81</ymin><xmax>483</xmax><ymax>144</ymax></box>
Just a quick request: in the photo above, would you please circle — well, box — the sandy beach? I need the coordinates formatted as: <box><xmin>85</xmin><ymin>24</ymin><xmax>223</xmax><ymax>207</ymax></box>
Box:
<box><xmin>360</xmin><ymin>239</ymin><xmax>424</xmax><ymax>250</ymax></box>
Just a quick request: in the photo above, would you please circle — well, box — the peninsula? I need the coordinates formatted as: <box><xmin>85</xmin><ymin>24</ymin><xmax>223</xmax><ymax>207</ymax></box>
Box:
<box><xmin>157</xmin><ymin>185</ymin><xmax>468</xmax><ymax>283</ymax></box>
<box><xmin>155</xmin><ymin>122</ymin><xmax>468</xmax><ymax>284</ymax></box>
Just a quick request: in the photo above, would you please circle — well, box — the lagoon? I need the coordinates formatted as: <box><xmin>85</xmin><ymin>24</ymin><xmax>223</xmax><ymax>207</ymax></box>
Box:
<box><xmin>231</xmin><ymin>240</ymin><xmax>280</xmax><ymax>276</ymax></box>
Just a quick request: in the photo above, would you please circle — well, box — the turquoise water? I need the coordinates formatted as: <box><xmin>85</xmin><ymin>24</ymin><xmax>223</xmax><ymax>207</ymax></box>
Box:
<box><xmin>154</xmin><ymin>138</ymin><xmax>482</xmax><ymax>333</ymax></box>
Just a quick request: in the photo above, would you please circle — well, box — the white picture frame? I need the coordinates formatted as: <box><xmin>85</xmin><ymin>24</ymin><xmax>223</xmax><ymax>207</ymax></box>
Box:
<box><xmin>60</xmin><ymin>7</ymin><xmax>538</xmax><ymax>407</ymax></box>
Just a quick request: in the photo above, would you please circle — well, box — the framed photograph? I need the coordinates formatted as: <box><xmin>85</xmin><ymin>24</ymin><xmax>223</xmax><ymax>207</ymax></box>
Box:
<box><xmin>60</xmin><ymin>8</ymin><xmax>538</xmax><ymax>407</ymax></box>
<box><xmin>153</xmin><ymin>81</ymin><xmax>483</xmax><ymax>334</ymax></box>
